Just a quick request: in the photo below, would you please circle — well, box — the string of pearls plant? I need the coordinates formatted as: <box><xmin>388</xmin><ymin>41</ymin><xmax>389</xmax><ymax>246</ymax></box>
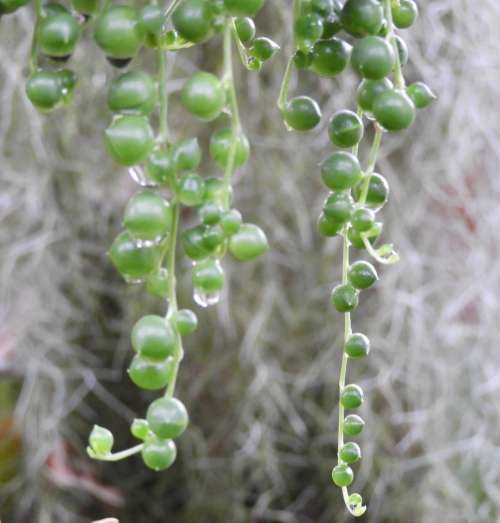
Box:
<box><xmin>9</xmin><ymin>0</ymin><xmax>278</xmax><ymax>472</ymax></box>
<box><xmin>2</xmin><ymin>0</ymin><xmax>436</xmax><ymax>512</ymax></box>
<box><xmin>278</xmin><ymin>0</ymin><xmax>435</xmax><ymax>516</ymax></box>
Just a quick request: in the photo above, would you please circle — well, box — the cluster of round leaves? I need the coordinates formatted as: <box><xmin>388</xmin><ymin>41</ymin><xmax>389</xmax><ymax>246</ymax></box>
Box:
<box><xmin>105</xmin><ymin>71</ymin><xmax>268</xmax><ymax>303</ymax></box>
<box><xmin>281</xmin><ymin>0</ymin><xmax>435</xmax><ymax>134</ymax></box>
<box><xmin>25</xmin><ymin>2</ymin><xmax>83</xmax><ymax>112</ymax></box>
<box><xmin>276</xmin><ymin>0</ymin><xmax>435</xmax><ymax>512</ymax></box>
<box><xmin>25</xmin><ymin>0</ymin><xmax>276</xmax><ymax>114</ymax></box>
<box><xmin>57</xmin><ymin>0</ymin><xmax>272</xmax><ymax>473</ymax></box>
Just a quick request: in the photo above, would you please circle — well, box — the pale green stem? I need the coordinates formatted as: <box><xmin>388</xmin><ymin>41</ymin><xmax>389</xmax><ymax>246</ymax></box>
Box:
<box><xmin>358</xmin><ymin>125</ymin><xmax>383</xmax><ymax>206</ymax></box>
<box><xmin>384</xmin><ymin>0</ymin><xmax>405</xmax><ymax>89</ymax></box>
<box><xmin>165</xmin><ymin>201</ymin><xmax>183</xmax><ymax>398</ymax></box>
<box><xmin>157</xmin><ymin>48</ymin><xmax>169</xmax><ymax>144</ymax></box>
<box><xmin>29</xmin><ymin>0</ymin><xmax>44</xmax><ymax>72</ymax></box>
<box><xmin>164</xmin><ymin>0</ymin><xmax>182</xmax><ymax>19</ymax></box>
<box><xmin>222</xmin><ymin>20</ymin><xmax>241</xmax><ymax>210</ymax></box>
<box><xmin>278</xmin><ymin>0</ymin><xmax>301</xmax><ymax>111</ymax></box>
<box><xmin>337</xmin><ymin>229</ymin><xmax>355</xmax><ymax>512</ymax></box>
<box><xmin>89</xmin><ymin>444</ymin><xmax>144</xmax><ymax>462</ymax></box>
<box><xmin>277</xmin><ymin>56</ymin><xmax>294</xmax><ymax>111</ymax></box>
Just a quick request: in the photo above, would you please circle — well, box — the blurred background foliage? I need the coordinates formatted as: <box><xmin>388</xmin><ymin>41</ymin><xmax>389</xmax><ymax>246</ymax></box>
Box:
<box><xmin>1</xmin><ymin>1</ymin><xmax>500</xmax><ymax>522</ymax></box>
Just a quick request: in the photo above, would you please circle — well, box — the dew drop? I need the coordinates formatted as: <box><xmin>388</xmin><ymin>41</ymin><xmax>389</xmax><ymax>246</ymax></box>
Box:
<box><xmin>124</xmin><ymin>275</ymin><xmax>146</xmax><ymax>285</ymax></box>
<box><xmin>128</xmin><ymin>166</ymin><xmax>158</xmax><ymax>188</ymax></box>
<box><xmin>193</xmin><ymin>288</ymin><xmax>221</xmax><ymax>308</ymax></box>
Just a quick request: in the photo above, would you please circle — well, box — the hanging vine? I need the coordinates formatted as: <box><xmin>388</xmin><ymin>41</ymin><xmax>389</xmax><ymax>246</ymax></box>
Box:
<box><xmin>278</xmin><ymin>0</ymin><xmax>435</xmax><ymax>516</ymax></box>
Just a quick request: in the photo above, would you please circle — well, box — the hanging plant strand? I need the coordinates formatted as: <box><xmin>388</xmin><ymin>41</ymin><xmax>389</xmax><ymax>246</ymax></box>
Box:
<box><xmin>278</xmin><ymin>0</ymin><xmax>435</xmax><ymax>517</ymax></box>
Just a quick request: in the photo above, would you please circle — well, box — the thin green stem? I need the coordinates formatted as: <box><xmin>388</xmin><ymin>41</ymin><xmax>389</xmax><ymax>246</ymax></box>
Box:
<box><xmin>29</xmin><ymin>0</ymin><xmax>44</xmax><ymax>72</ymax></box>
<box><xmin>164</xmin><ymin>0</ymin><xmax>182</xmax><ymax>19</ymax></box>
<box><xmin>165</xmin><ymin>201</ymin><xmax>183</xmax><ymax>398</ymax></box>
<box><xmin>222</xmin><ymin>20</ymin><xmax>241</xmax><ymax>210</ymax></box>
<box><xmin>358</xmin><ymin>125</ymin><xmax>383</xmax><ymax>206</ymax></box>
<box><xmin>89</xmin><ymin>444</ymin><xmax>144</xmax><ymax>462</ymax></box>
<box><xmin>384</xmin><ymin>0</ymin><xmax>405</xmax><ymax>89</ymax></box>
<box><xmin>337</xmin><ymin>230</ymin><xmax>363</xmax><ymax>516</ymax></box>
<box><xmin>277</xmin><ymin>56</ymin><xmax>294</xmax><ymax>111</ymax></box>
<box><xmin>157</xmin><ymin>48</ymin><xmax>169</xmax><ymax>144</ymax></box>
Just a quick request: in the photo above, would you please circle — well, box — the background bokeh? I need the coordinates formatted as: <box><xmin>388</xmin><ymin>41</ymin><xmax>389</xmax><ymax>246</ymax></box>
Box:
<box><xmin>1</xmin><ymin>1</ymin><xmax>500</xmax><ymax>522</ymax></box>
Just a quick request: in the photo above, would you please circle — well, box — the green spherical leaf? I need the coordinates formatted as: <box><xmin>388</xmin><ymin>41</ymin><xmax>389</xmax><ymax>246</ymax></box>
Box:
<box><xmin>181</xmin><ymin>72</ymin><xmax>226</xmax><ymax>121</ymax></box>
<box><xmin>142</xmin><ymin>436</ymin><xmax>177</xmax><ymax>471</ymax></box>
<box><xmin>311</xmin><ymin>0</ymin><xmax>335</xmax><ymax>16</ymax></box>
<box><xmin>146</xmin><ymin>148</ymin><xmax>175</xmax><ymax>186</ymax></box>
<box><xmin>139</xmin><ymin>4</ymin><xmax>165</xmax><ymax>36</ymax></box>
<box><xmin>199</xmin><ymin>202</ymin><xmax>224</xmax><ymax>226</ymax></box>
<box><xmin>331</xmin><ymin>464</ymin><xmax>354</xmax><ymax>487</ymax></box>
<box><xmin>128</xmin><ymin>354</ymin><xmax>171</xmax><ymax>390</ymax></box>
<box><xmin>348</xmin><ymin>221</ymin><xmax>383</xmax><ymax>249</ymax></box>
<box><xmin>341</xmin><ymin>384</ymin><xmax>364</xmax><ymax>409</ymax></box>
<box><xmin>345</xmin><ymin>332</ymin><xmax>370</xmax><ymax>359</ymax></box>
<box><xmin>283</xmin><ymin>96</ymin><xmax>321</xmax><ymax>131</ymax></box>
<box><xmin>340</xmin><ymin>0</ymin><xmax>384</xmax><ymax>37</ymax></box>
<box><xmin>26</xmin><ymin>70</ymin><xmax>63</xmax><ymax>112</ymax></box>
<box><xmin>351</xmin><ymin>207</ymin><xmax>375</xmax><ymax>232</ymax></box>
<box><xmin>321</xmin><ymin>152</ymin><xmax>362</xmax><ymax>191</ymax></box>
<box><xmin>182</xmin><ymin>225</ymin><xmax>209</xmax><ymax>261</ymax></box>
<box><xmin>109</xmin><ymin>230</ymin><xmax>160</xmax><ymax>280</ymax></box>
<box><xmin>203</xmin><ymin>177</ymin><xmax>227</xmax><ymax>204</ymax></box>
<box><xmin>250</xmin><ymin>37</ymin><xmax>279</xmax><ymax>62</ymax></box>
<box><xmin>171</xmin><ymin>137</ymin><xmax>202</xmax><ymax>172</ymax></box>
<box><xmin>229</xmin><ymin>223</ymin><xmax>268</xmax><ymax>261</ymax></box>
<box><xmin>234</xmin><ymin>16</ymin><xmax>255</xmax><ymax>44</ymax></box>
<box><xmin>395</xmin><ymin>34</ymin><xmax>409</xmax><ymax>66</ymax></box>
<box><xmin>317</xmin><ymin>212</ymin><xmax>343</xmax><ymax>237</ymax></box>
<box><xmin>323</xmin><ymin>191</ymin><xmax>354</xmax><ymax>224</ymax></box>
<box><xmin>105</xmin><ymin>115</ymin><xmax>154</xmax><ymax>166</ymax></box>
<box><xmin>340</xmin><ymin>442</ymin><xmax>361</xmax><ymax>464</ymax></box>
<box><xmin>146</xmin><ymin>397</ymin><xmax>189</xmax><ymax>440</ymax></box>
<box><xmin>392</xmin><ymin>0</ymin><xmax>418</xmax><ymax>29</ymax></box>
<box><xmin>94</xmin><ymin>6</ymin><xmax>144</xmax><ymax>59</ymax></box>
<box><xmin>131</xmin><ymin>315</ymin><xmax>176</xmax><ymax>360</ymax></box>
<box><xmin>210</xmin><ymin>128</ymin><xmax>250</xmax><ymax>169</ymax></box>
<box><xmin>37</xmin><ymin>13</ymin><xmax>81</xmax><ymax>58</ymax></box>
<box><xmin>351</xmin><ymin>36</ymin><xmax>395</xmax><ymax>80</ymax></box>
<box><xmin>178</xmin><ymin>174</ymin><xmax>206</xmax><ymax>207</ymax></box>
<box><xmin>295</xmin><ymin>13</ymin><xmax>324</xmax><ymax>52</ymax></box>
<box><xmin>172</xmin><ymin>0</ymin><xmax>213</xmax><ymax>43</ymax></box>
<box><xmin>328</xmin><ymin>110</ymin><xmax>364</xmax><ymax>148</ymax></box>
<box><xmin>220</xmin><ymin>209</ymin><xmax>242</xmax><ymax>236</ymax></box>
<box><xmin>406</xmin><ymin>81</ymin><xmax>437</xmax><ymax>109</ymax></box>
<box><xmin>310</xmin><ymin>38</ymin><xmax>351</xmax><ymax>78</ymax></box>
<box><xmin>192</xmin><ymin>258</ymin><xmax>225</xmax><ymax>292</ymax></box>
<box><xmin>357</xmin><ymin>77</ymin><xmax>393</xmax><ymax>114</ymax></box>
<box><xmin>353</xmin><ymin>173</ymin><xmax>389</xmax><ymax>211</ymax></box>
<box><xmin>174</xmin><ymin>309</ymin><xmax>198</xmax><ymax>336</ymax></box>
<box><xmin>89</xmin><ymin>425</ymin><xmax>114</xmax><ymax>456</ymax></box>
<box><xmin>293</xmin><ymin>50</ymin><xmax>313</xmax><ymax>69</ymax></box>
<box><xmin>123</xmin><ymin>190</ymin><xmax>172</xmax><ymax>241</ymax></box>
<box><xmin>130</xmin><ymin>418</ymin><xmax>149</xmax><ymax>440</ymax></box>
<box><xmin>373</xmin><ymin>89</ymin><xmax>416</xmax><ymax>131</ymax></box>
<box><xmin>331</xmin><ymin>283</ymin><xmax>359</xmax><ymax>312</ymax></box>
<box><xmin>348</xmin><ymin>260</ymin><xmax>378</xmax><ymax>289</ymax></box>
<box><xmin>202</xmin><ymin>224</ymin><xmax>225</xmax><ymax>252</ymax></box>
<box><xmin>108</xmin><ymin>71</ymin><xmax>157</xmax><ymax>115</ymax></box>
<box><xmin>343</xmin><ymin>414</ymin><xmax>365</xmax><ymax>435</ymax></box>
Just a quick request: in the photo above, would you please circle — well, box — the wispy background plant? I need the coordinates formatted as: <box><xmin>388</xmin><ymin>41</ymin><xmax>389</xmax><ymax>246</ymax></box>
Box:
<box><xmin>1</xmin><ymin>1</ymin><xmax>500</xmax><ymax>521</ymax></box>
